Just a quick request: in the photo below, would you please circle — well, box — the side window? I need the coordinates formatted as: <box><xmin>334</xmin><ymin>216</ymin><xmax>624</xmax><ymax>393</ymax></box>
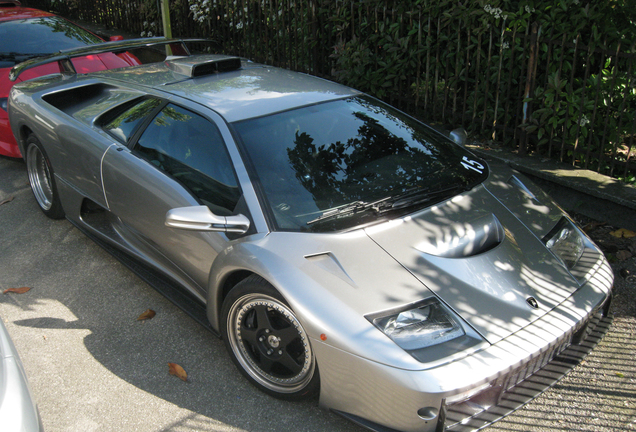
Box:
<box><xmin>102</xmin><ymin>98</ymin><xmax>162</xmax><ymax>144</ymax></box>
<box><xmin>133</xmin><ymin>104</ymin><xmax>241</xmax><ymax>216</ymax></box>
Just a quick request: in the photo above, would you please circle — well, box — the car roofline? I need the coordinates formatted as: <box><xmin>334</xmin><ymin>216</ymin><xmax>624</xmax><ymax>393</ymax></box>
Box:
<box><xmin>9</xmin><ymin>37</ymin><xmax>211</xmax><ymax>82</ymax></box>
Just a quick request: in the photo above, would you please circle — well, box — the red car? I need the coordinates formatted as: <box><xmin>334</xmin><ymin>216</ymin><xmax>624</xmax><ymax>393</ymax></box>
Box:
<box><xmin>0</xmin><ymin>0</ymin><xmax>138</xmax><ymax>158</ymax></box>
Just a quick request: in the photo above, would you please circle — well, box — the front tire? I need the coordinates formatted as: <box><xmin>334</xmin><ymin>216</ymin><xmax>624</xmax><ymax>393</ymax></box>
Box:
<box><xmin>221</xmin><ymin>275</ymin><xmax>319</xmax><ymax>400</ymax></box>
<box><xmin>25</xmin><ymin>134</ymin><xmax>65</xmax><ymax>219</ymax></box>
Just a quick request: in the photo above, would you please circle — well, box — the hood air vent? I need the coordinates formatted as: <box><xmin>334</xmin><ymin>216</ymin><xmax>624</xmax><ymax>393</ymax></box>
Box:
<box><xmin>415</xmin><ymin>213</ymin><xmax>505</xmax><ymax>258</ymax></box>
<box><xmin>166</xmin><ymin>55</ymin><xmax>242</xmax><ymax>78</ymax></box>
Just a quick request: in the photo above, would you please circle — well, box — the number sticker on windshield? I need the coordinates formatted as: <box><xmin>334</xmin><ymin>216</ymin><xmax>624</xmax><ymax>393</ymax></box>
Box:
<box><xmin>460</xmin><ymin>156</ymin><xmax>485</xmax><ymax>174</ymax></box>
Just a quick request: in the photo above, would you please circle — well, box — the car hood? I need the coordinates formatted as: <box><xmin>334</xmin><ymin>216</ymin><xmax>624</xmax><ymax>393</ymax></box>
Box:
<box><xmin>364</xmin><ymin>181</ymin><xmax>579</xmax><ymax>345</ymax></box>
<box><xmin>235</xmin><ymin>167</ymin><xmax>608</xmax><ymax>366</ymax></box>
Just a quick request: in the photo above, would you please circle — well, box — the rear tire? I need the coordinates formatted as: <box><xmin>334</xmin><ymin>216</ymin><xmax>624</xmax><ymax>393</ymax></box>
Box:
<box><xmin>25</xmin><ymin>134</ymin><xmax>65</xmax><ymax>219</ymax></box>
<box><xmin>221</xmin><ymin>275</ymin><xmax>319</xmax><ymax>400</ymax></box>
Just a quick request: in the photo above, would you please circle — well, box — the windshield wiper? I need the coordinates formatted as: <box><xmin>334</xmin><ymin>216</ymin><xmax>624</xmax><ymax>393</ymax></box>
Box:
<box><xmin>382</xmin><ymin>183</ymin><xmax>472</xmax><ymax>212</ymax></box>
<box><xmin>306</xmin><ymin>197</ymin><xmax>392</xmax><ymax>226</ymax></box>
<box><xmin>306</xmin><ymin>184</ymin><xmax>472</xmax><ymax>226</ymax></box>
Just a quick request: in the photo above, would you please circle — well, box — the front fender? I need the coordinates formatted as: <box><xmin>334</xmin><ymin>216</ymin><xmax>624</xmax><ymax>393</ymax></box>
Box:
<box><xmin>205</xmin><ymin>231</ymin><xmax>440</xmax><ymax>371</ymax></box>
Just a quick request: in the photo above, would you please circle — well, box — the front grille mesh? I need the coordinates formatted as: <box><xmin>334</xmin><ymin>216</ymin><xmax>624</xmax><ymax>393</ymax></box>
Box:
<box><xmin>500</xmin><ymin>334</ymin><xmax>570</xmax><ymax>392</ymax></box>
<box><xmin>442</xmin><ymin>306</ymin><xmax>612</xmax><ymax>432</ymax></box>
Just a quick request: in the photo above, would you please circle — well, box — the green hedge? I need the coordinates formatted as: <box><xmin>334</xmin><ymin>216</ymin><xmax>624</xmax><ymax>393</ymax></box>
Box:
<box><xmin>24</xmin><ymin>0</ymin><xmax>636</xmax><ymax>182</ymax></box>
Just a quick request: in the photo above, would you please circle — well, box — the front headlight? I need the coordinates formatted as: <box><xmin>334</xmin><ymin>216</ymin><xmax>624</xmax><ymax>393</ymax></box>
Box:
<box><xmin>370</xmin><ymin>298</ymin><xmax>465</xmax><ymax>351</ymax></box>
<box><xmin>543</xmin><ymin>217</ymin><xmax>584</xmax><ymax>270</ymax></box>
<box><xmin>0</xmin><ymin>98</ymin><xmax>7</xmax><ymax>112</ymax></box>
<box><xmin>368</xmin><ymin>298</ymin><xmax>485</xmax><ymax>363</ymax></box>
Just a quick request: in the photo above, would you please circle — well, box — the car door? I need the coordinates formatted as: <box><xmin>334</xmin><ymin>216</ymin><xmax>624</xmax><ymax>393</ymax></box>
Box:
<box><xmin>100</xmin><ymin>99</ymin><xmax>244</xmax><ymax>298</ymax></box>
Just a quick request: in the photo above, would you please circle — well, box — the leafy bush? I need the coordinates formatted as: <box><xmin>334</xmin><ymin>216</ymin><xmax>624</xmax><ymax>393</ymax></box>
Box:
<box><xmin>37</xmin><ymin>0</ymin><xmax>636</xmax><ymax>182</ymax></box>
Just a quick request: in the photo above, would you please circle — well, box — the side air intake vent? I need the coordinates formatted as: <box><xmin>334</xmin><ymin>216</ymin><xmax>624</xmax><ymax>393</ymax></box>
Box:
<box><xmin>166</xmin><ymin>55</ymin><xmax>242</xmax><ymax>77</ymax></box>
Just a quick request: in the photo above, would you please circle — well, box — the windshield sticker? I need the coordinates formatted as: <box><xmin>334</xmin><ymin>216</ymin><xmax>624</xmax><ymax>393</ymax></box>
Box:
<box><xmin>461</xmin><ymin>156</ymin><xmax>485</xmax><ymax>174</ymax></box>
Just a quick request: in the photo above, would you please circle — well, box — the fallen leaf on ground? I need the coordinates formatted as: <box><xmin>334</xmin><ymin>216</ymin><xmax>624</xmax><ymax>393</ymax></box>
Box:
<box><xmin>616</xmin><ymin>250</ymin><xmax>633</xmax><ymax>261</ymax></box>
<box><xmin>168</xmin><ymin>363</ymin><xmax>188</xmax><ymax>381</ymax></box>
<box><xmin>136</xmin><ymin>309</ymin><xmax>156</xmax><ymax>321</ymax></box>
<box><xmin>0</xmin><ymin>196</ymin><xmax>15</xmax><ymax>206</ymax></box>
<box><xmin>583</xmin><ymin>221</ymin><xmax>606</xmax><ymax>232</ymax></box>
<box><xmin>3</xmin><ymin>287</ymin><xmax>31</xmax><ymax>294</ymax></box>
<box><xmin>610</xmin><ymin>228</ymin><xmax>636</xmax><ymax>238</ymax></box>
<box><xmin>616</xmin><ymin>372</ymin><xmax>625</xmax><ymax>378</ymax></box>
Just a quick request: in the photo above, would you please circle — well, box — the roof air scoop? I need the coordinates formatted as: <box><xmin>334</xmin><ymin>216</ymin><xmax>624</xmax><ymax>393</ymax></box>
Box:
<box><xmin>415</xmin><ymin>213</ymin><xmax>505</xmax><ymax>258</ymax></box>
<box><xmin>165</xmin><ymin>55</ymin><xmax>242</xmax><ymax>77</ymax></box>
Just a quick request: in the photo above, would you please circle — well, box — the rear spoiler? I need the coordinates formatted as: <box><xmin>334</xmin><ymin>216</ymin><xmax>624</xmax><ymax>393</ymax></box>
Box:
<box><xmin>9</xmin><ymin>37</ymin><xmax>212</xmax><ymax>82</ymax></box>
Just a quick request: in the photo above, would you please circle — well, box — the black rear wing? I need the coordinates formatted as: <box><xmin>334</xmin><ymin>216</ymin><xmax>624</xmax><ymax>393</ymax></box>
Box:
<box><xmin>9</xmin><ymin>37</ymin><xmax>214</xmax><ymax>82</ymax></box>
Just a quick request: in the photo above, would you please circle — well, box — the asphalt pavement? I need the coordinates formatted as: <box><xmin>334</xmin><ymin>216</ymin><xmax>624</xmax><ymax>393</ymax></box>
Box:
<box><xmin>1</xmin><ymin>154</ymin><xmax>635</xmax><ymax>432</ymax></box>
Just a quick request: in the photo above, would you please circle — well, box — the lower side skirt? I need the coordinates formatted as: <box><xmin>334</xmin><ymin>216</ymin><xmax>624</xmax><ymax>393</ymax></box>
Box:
<box><xmin>70</xmin><ymin>218</ymin><xmax>218</xmax><ymax>336</ymax></box>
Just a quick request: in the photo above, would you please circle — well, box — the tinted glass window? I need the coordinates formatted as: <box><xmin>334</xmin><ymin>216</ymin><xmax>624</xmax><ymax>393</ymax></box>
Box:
<box><xmin>134</xmin><ymin>104</ymin><xmax>240</xmax><ymax>215</ymax></box>
<box><xmin>103</xmin><ymin>98</ymin><xmax>162</xmax><ymax>144</ymax></box>
<box><xmin>234</xmin><ymin>96</ymin><xmax>488</xmax><ymax>232</ymax></box>
<box><xmin>0</xmin><ymin>17</ymin><xmax>102</xmax><ymax>55</ymax></box>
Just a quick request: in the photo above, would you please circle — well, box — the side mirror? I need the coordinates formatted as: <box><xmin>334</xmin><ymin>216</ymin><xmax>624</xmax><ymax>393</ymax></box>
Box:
<box><xmin>165</xmin><ymin>206</ymin><xmax>250</xmax><ymax>234</ymax></box>
<box><xmin>449</xmin><ymin>128</ymin><xmax>468</xmax><ymax>146</ymax></box>
<box><xmin>109</xmin><ymin>35</ymin><xmax>125</xmax><ymax>42</ymax></box>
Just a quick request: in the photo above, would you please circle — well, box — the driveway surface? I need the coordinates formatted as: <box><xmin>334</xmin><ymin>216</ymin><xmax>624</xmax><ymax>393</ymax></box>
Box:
<box><xmin>0</xmin><ymin>154</ymin><xmax>634</xmax><ymax>432</ymax></box>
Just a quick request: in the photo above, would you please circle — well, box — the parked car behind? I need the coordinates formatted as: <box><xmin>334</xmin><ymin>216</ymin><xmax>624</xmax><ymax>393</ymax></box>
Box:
<box><xmin>0</xmin><ymin>0</ymin><xmax>137</xmax><ymax>158</ymax></box>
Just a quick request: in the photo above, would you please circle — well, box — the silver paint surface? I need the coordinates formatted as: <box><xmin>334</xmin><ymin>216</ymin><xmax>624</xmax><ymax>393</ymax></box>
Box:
<box><xmin>7</xmin><ymin>59</ymin><xmax>613</xmax><ymax>432</ymax></box>
<box><xmin>0</xmin><ymin>318</ymin><xmax>42</xmax><ymax>432</ymax></box>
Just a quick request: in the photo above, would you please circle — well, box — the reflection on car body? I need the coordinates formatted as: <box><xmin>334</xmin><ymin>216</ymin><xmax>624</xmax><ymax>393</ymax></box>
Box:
<box><xmin>7</xmin><ymin>44</ymin><xmax>614</xmax><ymax>432</ymax></box>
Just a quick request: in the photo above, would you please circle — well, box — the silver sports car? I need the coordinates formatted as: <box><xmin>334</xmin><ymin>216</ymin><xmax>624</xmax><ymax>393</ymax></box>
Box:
<box><xmin>8</xmin><ymin>39</ymin><xmax>613</xmax><ymax>432</ymax></box>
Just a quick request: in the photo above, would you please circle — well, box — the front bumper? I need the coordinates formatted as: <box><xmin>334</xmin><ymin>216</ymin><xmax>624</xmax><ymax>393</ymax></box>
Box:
<box><xmin>314</xmin><ymin>261</ymin><xmax>613</xmax><ymax>432</ymax></box>
<box><xmin>442</xmin><ymin>300</ymin><xmax>611</xmax><ymax>431</ymax></box>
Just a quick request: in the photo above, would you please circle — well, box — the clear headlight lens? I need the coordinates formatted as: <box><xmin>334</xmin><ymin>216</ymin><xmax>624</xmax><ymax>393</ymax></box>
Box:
<box><xmin>543</xmin><ymin>218</ymin><xmax>584</xmax><ymax>270</ymax></box>
<box><xmin>371</xmin><ymin>298</ymin><xmax>465</xmax><ymax>351</ymax></box>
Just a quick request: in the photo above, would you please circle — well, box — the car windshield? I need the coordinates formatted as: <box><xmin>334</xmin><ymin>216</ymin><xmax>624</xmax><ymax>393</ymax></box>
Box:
<box><xmin>0</xmin><ymin>16</ymin><xmax>101</xmax><ymax>65</ymax></box>
<box><xmin>233</xmin><ymin>96</ymin><xmax>488</xmax><ymax>233</ymax></box>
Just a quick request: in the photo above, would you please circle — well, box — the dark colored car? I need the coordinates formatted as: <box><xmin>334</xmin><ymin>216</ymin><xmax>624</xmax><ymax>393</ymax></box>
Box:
<box><xmin>0</xmin><ymin>0</ymin><xmax>137</xmax><ymax>158</ymax></box>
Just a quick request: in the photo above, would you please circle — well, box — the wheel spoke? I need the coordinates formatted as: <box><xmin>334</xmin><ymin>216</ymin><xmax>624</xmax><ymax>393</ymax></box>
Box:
<box><xmin>258</xmin><ymin>354</ymin><xmax>276</xmax><ymax>374</ymax></box>
<box><xmin>240</xmin><ymin>323</ymin><xmax>260</xmax><ymax>347</ymax></box>
<box><xmin>277</xmin><ymin>349</ymin><xmax>303</xmax><ymax>374</ymax></box>
<box><xmin>277</xmin><ymin>325</ymin><xmax>301</xmax><ymax>344</ymax></box>
<box><xmin>253</xmin><ymin>304</ymin><xmax>274</xmax><ymax>329</ymax></box>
